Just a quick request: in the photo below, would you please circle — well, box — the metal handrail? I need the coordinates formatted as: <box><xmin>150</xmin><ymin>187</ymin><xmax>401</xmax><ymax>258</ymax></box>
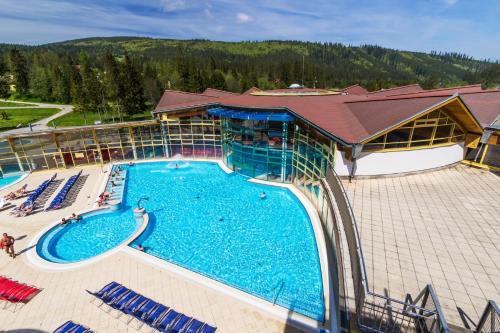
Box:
<box><xmin>475</xmin><ymin>300</ymin><xmax>499</xmax><ymax>333</ymax></box>
<box><xmin>323</xmin><ymin>168</ymin><xmax>450</xmax><ymax>333</ymax></box>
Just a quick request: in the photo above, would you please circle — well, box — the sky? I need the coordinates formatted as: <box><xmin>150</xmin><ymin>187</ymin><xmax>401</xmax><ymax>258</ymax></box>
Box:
<box><xmin>0</xmin><ymin>0</ymin><xmax>498</xmax><ymax>60</ymax></box>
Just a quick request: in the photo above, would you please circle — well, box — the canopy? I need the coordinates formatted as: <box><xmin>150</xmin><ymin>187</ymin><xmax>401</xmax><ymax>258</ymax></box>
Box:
<box><xmin>207</xmin><ymin>107</ymin><xmax>295</xmax><ymax>122</ymax></box>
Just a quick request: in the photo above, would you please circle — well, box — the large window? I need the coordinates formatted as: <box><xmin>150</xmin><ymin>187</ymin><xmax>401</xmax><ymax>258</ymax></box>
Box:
<box><xmin>222</xmin><ymin>117</ymin><xmax>293</xmax><ymax>182</ymax></box>
<box><xmin>292</xmin><ymin>123</ymin><xmax>336</xmax><ymax>201</ymax></box>
<box><xmin>363</xmin><ymin>109</ymin><xmax>465</xmax><ymax>152</ymax></box>
<box><xmin>163</xmin><ymin>112</ymin><xmax>222</xmax><ymax>158</ymax></box>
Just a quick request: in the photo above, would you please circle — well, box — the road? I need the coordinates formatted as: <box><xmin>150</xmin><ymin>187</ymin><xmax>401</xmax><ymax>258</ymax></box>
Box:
<box><xmin>1</xmin><ymin>100</ymin><xmax>73</xmax><ymax>135</ymax></box>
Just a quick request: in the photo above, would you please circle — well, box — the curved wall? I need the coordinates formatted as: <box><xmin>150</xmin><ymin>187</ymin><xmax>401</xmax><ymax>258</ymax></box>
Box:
<box><xmin>334</xmin><ymin>143</ymin><xmax>465</xmax><ymax>176</ymax></box>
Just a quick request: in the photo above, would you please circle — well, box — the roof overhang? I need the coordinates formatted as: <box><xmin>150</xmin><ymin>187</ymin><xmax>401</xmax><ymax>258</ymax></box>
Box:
<box><xmin>360</xmin><ymin>94</ymin><xmax>484</xmax><ymax>144</ymax></box>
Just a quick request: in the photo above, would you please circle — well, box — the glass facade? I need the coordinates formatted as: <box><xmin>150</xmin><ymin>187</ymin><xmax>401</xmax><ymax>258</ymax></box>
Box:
<box><xmin>363</xmin><ymin>109</ymin><xmax>465</xmax><ymax>152</ymax></box>
<box><xmin>222</xmin><ymin>117</ymin><xmax>293</xmax><ymax>182</ymax></box>
<box><xmin>0</xmin><ymin>122</ymin><xmax>166</xmax><ymax>174</ymax></box>
<box><xmin>292</xmin><ymin>122</ymin><xmax>336</xmax><ymax>202</ymax></box>
<box><xmin>162</xmin><ymin>112</ymin><xmax>222</xmax><ymax>158</ymax></box>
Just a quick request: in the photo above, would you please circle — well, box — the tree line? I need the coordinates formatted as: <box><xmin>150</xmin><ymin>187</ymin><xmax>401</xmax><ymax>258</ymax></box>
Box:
<box><xmin>0</xmin><ymin>37</ymin><xmax>498</xmax><ymax>116</ymax></box>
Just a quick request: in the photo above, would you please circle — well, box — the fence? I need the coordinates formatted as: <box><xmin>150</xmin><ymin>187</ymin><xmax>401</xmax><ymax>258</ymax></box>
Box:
<box><xmin>475</xmin><ymin>301</ymin><xmax>499</xmax><ymax>333</ymax></box>
<box><xmin>322</xmin><ymin>168</ymin><xmax>450</xmax><ymax>333</ymax></box>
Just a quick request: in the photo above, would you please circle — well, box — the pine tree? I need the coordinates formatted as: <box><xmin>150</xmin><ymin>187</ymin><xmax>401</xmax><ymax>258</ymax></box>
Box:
<box><xmin>9</xmin><ymin>49</ymin><xmax>29</xmax><ymax>95</ymax></box>
<box><xmin>210</xmin><ymin>70</ymin><xmax>227</xmax><ymax>90</ymax></box>
<box><xmin>120</xmin><ymin>55</ymin><xmax>146</xmax><ymax>116</ymax></box>
<box><xmin>0</xmin><ymin>77</ymin><xmax>10</xmax><ymax>99</ymax></box>
<box><xmin>81</xmin><ymin>64</ymin><xmax>102</xmax><ymax>113</ymax></box>
<box><xmin>30</xmin><ymin>67</ymin><xmax>53</xmax><ymax>101</ymax></box>
<box><xmin>143</xmin><ymin>63</ymin><xmax>163</xmax><ymax>105</ymax></box>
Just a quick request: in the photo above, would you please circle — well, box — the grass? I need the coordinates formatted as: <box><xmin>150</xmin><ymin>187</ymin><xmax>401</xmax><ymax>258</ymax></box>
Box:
<box><xmin>53</xmin><ymin>110</ymin><xmax>153</xmax><ymax>127</ymax></box>
<box><xmin>0</xmin><ymin>100</ymin><xmax>37</xmax><ymax>107</ymax></box>
<box><xmin>0</xmin><ymin>108</ymin><xmax>61</xmax><ymax>131</ymax></box>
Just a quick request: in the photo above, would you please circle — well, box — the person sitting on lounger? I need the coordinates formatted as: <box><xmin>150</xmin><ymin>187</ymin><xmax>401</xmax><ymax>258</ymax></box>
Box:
<box><xmin>17</xmin><ymin>203</ymin><xmax>35</xmax><ymax>217</ymax></box>
<box><xmin>1</xmin><ymin>233</ymin><xmax>16</xmax><ymax>258</ymax></box>
<box><xmin>4</xmin><ymin>184</ymin><xmax>28</xmax><ymax>200</ymax></box>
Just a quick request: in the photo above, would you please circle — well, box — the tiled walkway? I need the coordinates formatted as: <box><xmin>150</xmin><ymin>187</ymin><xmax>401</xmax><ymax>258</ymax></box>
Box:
<box><xmin>342</xmin><ymin>165</ymin><xmax>500</xmax><ymax>326</ymax></box>
<box><xmin>0</xmin><ymin>167</ymin><xmax>303</xmax><ymax>333</ymax></box>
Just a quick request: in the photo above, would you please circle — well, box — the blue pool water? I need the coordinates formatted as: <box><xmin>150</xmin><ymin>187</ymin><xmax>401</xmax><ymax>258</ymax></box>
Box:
<box><xmin>37</xmin><ymin>161</ymin><xmax>325</xmax><ymax>321</ymax></box>
<box><xmin>37</xmin><ymin>210</ymin><xmax>140</xmax><ymax>263</ymax></box>
<box><xmin>0</xmin><ymin>173</ymin><xmax>23</xmax><ymax>189</ymax></box>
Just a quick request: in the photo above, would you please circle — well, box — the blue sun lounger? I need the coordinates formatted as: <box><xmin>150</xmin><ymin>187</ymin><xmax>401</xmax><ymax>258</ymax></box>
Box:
<box><xmin>53</xmin><ymin>320</ymin><xmax>93</xmax><ymax>333</ymax></box>
<box><xmin>87</xmin><ymin>282</ymin><xmax>217</xmax><ymax>332</ymax></box>
<box><xmin>47</xmin><ymin>170</ymin><xmax>82</xmax><ymax>210</ymax></box>
<box><xmin>183</xmin><ymin>319</ymin><xmax>204</xmax><ymax>333</ymax></box>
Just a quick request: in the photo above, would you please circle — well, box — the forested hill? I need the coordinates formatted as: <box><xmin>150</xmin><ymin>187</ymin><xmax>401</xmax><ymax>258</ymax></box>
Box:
<box><xmin>0</xmin><ymin>37</ymin><xmax>499</xmax><ymax>116</ymax></box>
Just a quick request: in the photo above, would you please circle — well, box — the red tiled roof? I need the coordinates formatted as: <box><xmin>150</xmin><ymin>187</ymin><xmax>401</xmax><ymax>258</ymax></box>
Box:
<box><xmin>155</xmin><ymin>90</ymin><xmax>219</xmax><ymax>112</ymax></box>
<box><xmin>461</xmin><ymin>90</ymin><xmax>500</xmax><ymax>127</ymax></box>
<box><xmin>342</xmin><ymin>85</ymin><xmax>368</xmax><ymax>95</ymax></box>
<box><xmin>202</xmin><ymin>88</ymin><xmax>239</xmax><ymax>98</ymax></box>
<box><xmin>382</xmin><ymin>84</ymin><xmax>484</xmax><ymax>97</ymax></box>
<box><xmin>368</xmin><ymin>84</ymin><xmax>423</xmax><ymax>96</ymax></box>
<box><xmin>154</xmin><ymin>85</ymin><xmax>500</xmax><ymax>144</ymax></box>
<box><xmin>243</xmin><ymin>87</ymin><xmax>261</xmax><ymax>95</ymax></box>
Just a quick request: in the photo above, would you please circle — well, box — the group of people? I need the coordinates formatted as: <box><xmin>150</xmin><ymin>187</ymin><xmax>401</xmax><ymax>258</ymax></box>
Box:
<box><xmin>60</xmin><ymin>212</ymin><xmax>81</xmax><ymax>226</ymax></box>
<box><xmin>4</xmin><ymin>184</ymin><xmax>28</xmax><ymax>200</ymax></box>
<box><xmin>1</xmin><ymin>233</ymin><xmax>16</xmax><ymax>259</ymax></box>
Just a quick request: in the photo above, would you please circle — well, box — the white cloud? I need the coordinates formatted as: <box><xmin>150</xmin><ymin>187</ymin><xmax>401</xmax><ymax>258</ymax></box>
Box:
<box><xmin>236</xmin><ymin>12</ymin><xmax>253</xmax><ymax>23</ymax></box>
<box><xmin>160</xmin><ymin>0</ymin><xmax>186</xmax><ymax>12</ymax></box>
<box><xmin>204</xmin><ymin>8</ymin><xmax>214</xmax><ymax>19</ymax></box>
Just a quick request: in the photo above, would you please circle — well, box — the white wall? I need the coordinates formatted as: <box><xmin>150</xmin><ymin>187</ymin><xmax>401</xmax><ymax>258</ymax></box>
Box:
<box><xmin>334</xmin><ymin>143</ymin><xmax>464</xmax><ymax>176</ymax></box>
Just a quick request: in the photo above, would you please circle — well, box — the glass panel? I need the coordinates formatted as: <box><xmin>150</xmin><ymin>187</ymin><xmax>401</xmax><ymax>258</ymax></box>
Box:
<box><xmin>411</xmin><ymin>127</ymin><xmax>434</xmax><ymax>142</ymax></box>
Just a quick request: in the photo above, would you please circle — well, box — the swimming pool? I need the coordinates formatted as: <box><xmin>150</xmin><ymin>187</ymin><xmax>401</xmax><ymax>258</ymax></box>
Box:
<box><xmin>0</xmin><ymin>173</ymin><xmax>24</xmax><ymax>190</ymax></box>
<box><xmin>37</xmin><ymin>161</ymin><xmax>325</xmax><ymax>321</ymax></box>
<box><xmin>36</xmin><ymin>210</ymin><xmax>140</xmax><ymax>263</ymax></box>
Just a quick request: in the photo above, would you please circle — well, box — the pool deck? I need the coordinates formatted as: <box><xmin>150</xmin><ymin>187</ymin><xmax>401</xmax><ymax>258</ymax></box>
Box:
<box><xmin>0</xmin><ymin>166</ymin><xmax>305</xmax><ymax>333</ymax></box>
<box><xmin>342</xmin><ymin>165</ymin><xmax>500</xmax><ymax>327</ymax></box>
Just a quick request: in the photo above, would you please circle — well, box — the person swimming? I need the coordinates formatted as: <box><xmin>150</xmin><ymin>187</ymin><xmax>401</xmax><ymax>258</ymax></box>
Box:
<box><xmin>260</xmin><ymin>191</ymin><xmax>267</xmax><ymax>200</ymax></box>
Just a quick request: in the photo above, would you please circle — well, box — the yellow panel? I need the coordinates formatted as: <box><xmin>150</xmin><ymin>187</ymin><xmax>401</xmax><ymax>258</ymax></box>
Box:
<box><xmin>465</xmin><ymin>134</ymin><xmax>481</xmax><ymax>148</ymax></box>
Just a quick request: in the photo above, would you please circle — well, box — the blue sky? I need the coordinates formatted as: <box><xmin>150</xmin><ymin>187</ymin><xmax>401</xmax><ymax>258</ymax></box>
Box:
<box><xmin>0</xmin><ymin>0</ymin><xmax>498</xmax><ymax>60</ymax></box>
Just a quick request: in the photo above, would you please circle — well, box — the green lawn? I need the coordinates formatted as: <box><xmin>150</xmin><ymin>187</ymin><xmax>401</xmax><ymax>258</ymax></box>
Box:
<box><xmin>0</xmin><ymin>101</ymin><xmax>37</xmax><ymax>107</ymax></box>
<box><xmin>53</xmin><ymin>110</ymin><xmax>153</xmax><ymax>127</ymax></box>
<box><xmin>0</xmin><ymin>108</ymin><xmax>61</xmax><ymax>131</ymax></box>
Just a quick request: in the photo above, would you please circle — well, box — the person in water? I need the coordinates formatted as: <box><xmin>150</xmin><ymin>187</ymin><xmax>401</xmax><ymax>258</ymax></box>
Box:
<box><xmin>69</xmin><ymin>213</ymin><xmax>81</xmax><ymax>221</ymax></box>
<box><xmin>1</xmin><ymin>233</ymin><xmax>16</xmax><ymax>258</ymax></box>
<box><xmin>137</xmin><ymin>244</ymin><xmax>144</xmax><ymax>252</ymax></box>
<box><xmin>175</xmin><ymin>163</ymin><xmax>179</xmax><ymax>169</ymax></box>
<box><xmin>260</xmin><ymin>191</ymin><xmax>267</xmax><ymax>200</ymax></box>
<box><xmin>60</xmin><ymin>217</ymin><xmax>68</xmax><ymax>225</ymax></box>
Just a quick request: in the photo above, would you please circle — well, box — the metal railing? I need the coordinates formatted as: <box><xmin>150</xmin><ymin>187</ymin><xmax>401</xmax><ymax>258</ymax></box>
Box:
<box><xmin>475</xmin><ymin>301</ymin><xmax>499</xmax><ymax>333</ymax></box>
<box><xmin>322</xmin><ymin>168</ymin><xmax>450</xmax><ymax>333</ymax></box>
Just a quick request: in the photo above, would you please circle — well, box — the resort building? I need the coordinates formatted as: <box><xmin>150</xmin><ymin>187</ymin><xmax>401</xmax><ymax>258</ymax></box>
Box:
<box><xmin>0</xmin><ymin>83</ymin><xmax>498</xmax><ymax>333</ymax></box>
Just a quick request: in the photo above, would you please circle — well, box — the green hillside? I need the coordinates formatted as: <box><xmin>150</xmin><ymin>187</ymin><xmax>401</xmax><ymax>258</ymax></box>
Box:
<box><xmin>0</xmin><ymin>37</ymin><xmax>498</xmax><ymax>124</ymax></box>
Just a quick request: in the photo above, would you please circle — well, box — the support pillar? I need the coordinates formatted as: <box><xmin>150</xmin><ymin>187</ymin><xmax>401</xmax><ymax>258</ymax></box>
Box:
<box><xmin>280</xmin><ymin>122</ymin><xmax>288</xmax><ymax>182</ymax></box>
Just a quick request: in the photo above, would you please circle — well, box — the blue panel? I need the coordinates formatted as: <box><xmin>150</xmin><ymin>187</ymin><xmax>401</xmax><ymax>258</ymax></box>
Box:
<box><xmin>207</xmin><ymin>108</ymin><xmax>294</xmax><ymax>122</ymax></box>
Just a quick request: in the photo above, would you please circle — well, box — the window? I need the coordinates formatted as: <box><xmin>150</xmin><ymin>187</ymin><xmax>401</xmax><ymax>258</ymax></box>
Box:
<box><xmin>363</xmin><ymin>109</ymin><xmax>465</xmax><ymax>152</ymax></box>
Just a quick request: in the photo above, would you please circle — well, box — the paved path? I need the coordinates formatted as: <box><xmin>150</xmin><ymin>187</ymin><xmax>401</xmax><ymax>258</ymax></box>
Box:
<box><xmin>342</xmin><ymin>165</ymin><xmax>500</xmax><ymax>327</ymax></box>
<box><xmin>0</xmin><ymin>100</ymin><xmax>73</xmax><ymax>135</ymax></box>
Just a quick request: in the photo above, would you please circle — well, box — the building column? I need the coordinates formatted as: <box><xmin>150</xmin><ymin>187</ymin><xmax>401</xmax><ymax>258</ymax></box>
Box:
<box><xmin>128</xmin><ymin>127</ymin><xmax>138</xmax><ymax>160</ymax></box>
<box><xmin>280</xmin><ymin>122</ymin><xmax>288</xmax><ymax>182</ymax></box>
<box><xmin>161</xmin><ymin>122</ymin><xmax>170</xmax><ymax>158</ymax></box>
